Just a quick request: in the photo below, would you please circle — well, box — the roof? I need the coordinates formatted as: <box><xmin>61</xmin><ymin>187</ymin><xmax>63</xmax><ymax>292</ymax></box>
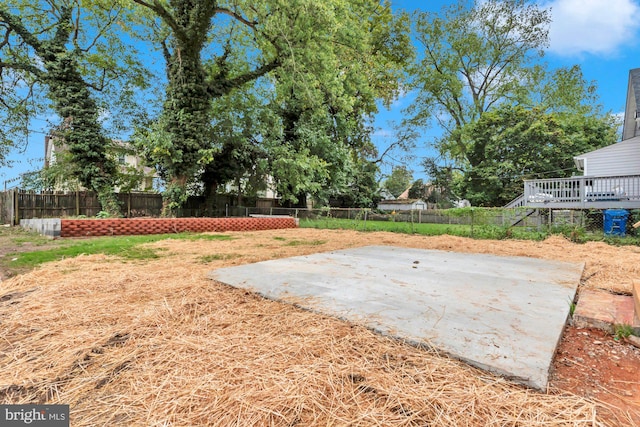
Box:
<box><xmin>378</xmin><ymin>199</ymin><xmax>426</xmax><ymax>205</ymax></box>
<box><xmin>631</xmin><ymin>68</ymin><xmax>640</xmax><ymax>113</ymax></box>
<box><xmin>397</xmin><ymin>187</ymin><xmax>412</xmax><ymax>199</ymax></box>
<box><xmin>622</xmin><ymin>68</ymin><xmax>640</xmax><ymax>140</ymax></box>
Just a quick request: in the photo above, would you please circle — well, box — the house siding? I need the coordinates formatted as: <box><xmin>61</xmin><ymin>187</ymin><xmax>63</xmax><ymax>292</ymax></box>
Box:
<box><xmin>576</xmin><ymin>137</ymin><xmax>640</xmax><ymax>177</ymax></box>
<box><xmin>377</xmin><ymin>200</ymin><xmax>427</xmax><ymax>211</ymax></box>
<box><xmin>623</xmin><ymin>68</ymin><xmax>640</xmax><ymax>140</ymax></box>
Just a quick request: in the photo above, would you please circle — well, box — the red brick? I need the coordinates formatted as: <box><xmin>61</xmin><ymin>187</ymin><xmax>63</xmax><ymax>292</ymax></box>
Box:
<box><xmin>59</xmin><ymin>217</ymin><xmax>296</xmax><ymax>238</ymax></box>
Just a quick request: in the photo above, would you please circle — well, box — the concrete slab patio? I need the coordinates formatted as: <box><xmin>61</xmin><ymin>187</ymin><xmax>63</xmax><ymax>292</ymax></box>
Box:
<box><xmin>209</xmin><ymin>246</ymin><xmax>583</xmax><ymax>390</ymax></box>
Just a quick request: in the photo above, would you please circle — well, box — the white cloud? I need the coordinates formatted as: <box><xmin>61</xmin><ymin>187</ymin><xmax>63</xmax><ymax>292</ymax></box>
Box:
<box><xmin>98</xmin><ymin>109</ymin><xmax>111</xmax><ymax>124</ymax></box>
<box><xmin>390</xmin><ymin>86</ymin><xmax>411</xmax><ymax>109</ymax></box>
<box><xmin>372</xmin><ymin>129</ymin><xmax>394</xmax><ymax>138</ymax></box>
<box><xmin>545</xmin><ymin>0</ymin><xmax>640</xmax><ymax>56</ymax></box>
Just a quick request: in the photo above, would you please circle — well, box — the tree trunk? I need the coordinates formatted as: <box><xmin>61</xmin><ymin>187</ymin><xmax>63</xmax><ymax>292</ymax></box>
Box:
<box><xmin>162</xmin><ymin>176</ymin><xmax>188</xmax><ymax>217</ymax></box>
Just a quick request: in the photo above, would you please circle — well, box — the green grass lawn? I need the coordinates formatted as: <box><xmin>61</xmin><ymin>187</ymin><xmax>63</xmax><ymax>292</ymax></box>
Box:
<box><xmin>299</xmin><ymin>216</ymin><xmax>640</xmax><ymax>246</ymax></box>
<box><xmin>299</xmin><ymin>217</ymin><xmax>548</xmax><ymax>240</ymax></box>
<box><xmin>0</xmin><ymin>233</ymin><xmax>232</xmax><ymax>275</ymax></box>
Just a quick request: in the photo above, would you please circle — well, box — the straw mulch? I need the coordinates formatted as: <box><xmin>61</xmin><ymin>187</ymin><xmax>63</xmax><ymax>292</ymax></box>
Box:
<box><xmin>0</xmin><ymin>228</ymin><xmax>634</xmax><ymax>426</ymax></box>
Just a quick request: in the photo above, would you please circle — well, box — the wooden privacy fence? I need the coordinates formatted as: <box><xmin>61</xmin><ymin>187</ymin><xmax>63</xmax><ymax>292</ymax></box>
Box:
<box><xmin>0</xmin><ymin>190</ymin><xmax>242</xmax><ymax>225</ymax></box>
<box><xmin>0</xmin><ymin>190</ymin><xmax>15</xmax><ymax>225</ymax></box>
<box><xmin>0</xmin><ymin>190</ymin><xmax>164</xmax><ymax>225</ymax></box>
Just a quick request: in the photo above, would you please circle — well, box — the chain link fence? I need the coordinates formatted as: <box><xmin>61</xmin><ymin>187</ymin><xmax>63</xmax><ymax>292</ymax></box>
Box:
<box><xmin>222</xmin><ymin>206</ymin><xmax>640</xmax><ymax>240</ymax></box>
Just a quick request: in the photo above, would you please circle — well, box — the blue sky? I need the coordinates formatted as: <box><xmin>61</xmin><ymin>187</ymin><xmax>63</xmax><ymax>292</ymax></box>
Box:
<box><xmin>2</xmin><ymin>0</ymin><xmax>640</xmax><ymax>188</ymax></box>
<box><xmin>372</xmin><ymin>0</ymin><xmax>640</xmax><ymax>180</ymax></box>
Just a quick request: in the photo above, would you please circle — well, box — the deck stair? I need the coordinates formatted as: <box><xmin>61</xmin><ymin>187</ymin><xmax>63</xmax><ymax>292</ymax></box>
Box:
<box><xmin>504</xmin><ymin>194</ymin><xmax>525</xmax><ymax>208</ymax></box>
<box><xmin>508</xmin><ymin>208</ymin><xmax>537</xmax><ymax>227</ymax></box>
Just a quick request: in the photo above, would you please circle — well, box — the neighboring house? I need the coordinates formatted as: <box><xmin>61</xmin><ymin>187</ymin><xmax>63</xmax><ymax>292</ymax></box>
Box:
<box><xmin>377</xmin><ymin>199</ymin><xmax>428</xmax><ymax>211</ymax></box>
<box><xmin>573</xmin><ymin>136</ymin><xmax>640</xmax><ymax>177</ymax></box>
<box><xmin>397</xmin><ymin>186</ymin><xmax>412</xmax><ymax>200</ymax></box>
<box><xmin>514</xmin><ymin>68</ymin><xmax>640</xmax><ymax>209</ymax></box>
<box><xmin>622</xmin><ymin>68</ymin><xmax>640</xmax><ymax>140</ymax></box>
<box><xmin>378</xmin><ymin>188</ymin><xmax>395</xmax><ymax>200</ymax></box>
<box><xmin>44</xmin><ymin>135</ymin><xmax>158</xmax><ymax>192</ymax></box>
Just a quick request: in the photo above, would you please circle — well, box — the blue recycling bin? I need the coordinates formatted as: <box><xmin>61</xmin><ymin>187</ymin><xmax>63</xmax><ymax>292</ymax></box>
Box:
<box><xmin>603</xmin><ymin>209</ymin><xmax>629</xmax><ymax>236</ymax></box>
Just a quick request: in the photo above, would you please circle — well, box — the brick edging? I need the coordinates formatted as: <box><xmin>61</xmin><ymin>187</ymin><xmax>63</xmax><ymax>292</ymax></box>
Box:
<box><xmin>60</xmin><ymin>217</ymin><xmax>298</xmax><ymax>237</ymax></box>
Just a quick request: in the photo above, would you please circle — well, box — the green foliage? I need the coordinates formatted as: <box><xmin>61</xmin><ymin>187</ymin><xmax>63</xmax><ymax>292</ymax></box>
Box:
<box><xmin>129</xmin><ymin>0</ymin><xmax>411</xmax><ymax>211</ymax></box>
<box><xmin>408</xmin><ymin>179</ymin><xmax>426</xmax><ymax>199</ymax></box>
<box><xmin>259</xmin><ymin>1</ymin><xmax>411</xmax><ymax>206</ymax></box>
<box><xmin>129</xmin><ymin>0</ymin><xmax>283</xmax><ymax>211</ymax></box>
<box><xmin>614</xmin><ymin>323</ymin><xmax>634</xmax><ymax>340</ymax></box>
<box><xmin>198</xmin><ymin>253</ymin><xmax>239</xmax><ymax>263</ymax></box>
<box><xmin>568</xmin><ymin>299</ymin><xmax>576</xmax><ymax>317</ymax></box>
<box><xmin>459</xmin><ymin>105</ymin><xmax>618</xmax><ymax>206</ymax></box>
<box><xmin>0</xmin><ymin>1</ymin><xmax>147</xmax><ymax>215</ymax></box>
<box><xmin>329</xmin><ymin>160</ymin><xmax>382</xmax><ymax>208</ymax></box>
<box><xmin>552</xmin><ymin>225</ymin><xmax>588</xmax><ymax>244</ymax></box>
<box><xmin>383</xmin><ymin>166</ymin><xmax>413</xmax><ymax>199</ymax></box>
<box><xmin>421</xmin><ymin>158</ymin><xmax>461</xmax><ymax>207</ymax></box>
<box><xmin>406</xmin><ymin>0</ymin><xmax>550</xmax><ymax>163</ymax></box>
<box><xmin>528</xmin><ymin>65</ymin><xmax>604</xmax><ymax>116</ymax></box>
<box><xmin>407</xmin><ymin>0</ymin><xmax>611</xmax><ymax>207</ymax></box>
<box><xmin>2</xmin><ymin>232</ymin><xmax>232</xmax><ymax>271</ymax></box>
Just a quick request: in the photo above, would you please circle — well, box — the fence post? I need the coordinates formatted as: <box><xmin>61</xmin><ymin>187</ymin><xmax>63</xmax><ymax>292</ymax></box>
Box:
<box><xmin>295</xmin><ymin>209</ymin><xmax>298</xmax><ymax>218</ymax></box>
<box><xmin>470</xmin><ymin>208</ymin><xmax>474</xmax><ymax>238</ymax></box>
<box><xmin>245</xmin><ymin>207</ymin><xmax>249</xmax><ymax>217</ymax></box>
<box><xmin>75</xmin><ymin>191</ymin><xmax>80</xmax><ymax>216</ymax></box>
<box><xmin>5</xmin><ymin>189</ymin><xmax>16</xmax><ymax>225</ymax></box>
<box><xmin>13</xmin><ymin>189</ymin><xmax>18</xmax><ymax>225</ymax></box>
<box><xmin>127</xmin><ymin>193</ymin><xmax>132</xmax><ymax>218</ymax></box>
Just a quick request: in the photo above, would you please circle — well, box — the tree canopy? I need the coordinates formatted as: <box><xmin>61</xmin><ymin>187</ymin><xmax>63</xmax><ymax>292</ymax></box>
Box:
<box><xmin>460</xmin><ymin>105</ymin><xmax>618</xmax><ymax>206</ymax></box>
<box><xmin>126</xmin><ymin>0</ymin><xmax>411</xmax><ymax>213</ymax></box>
<box><xmin>406</xmin><ymin>0</ymin><xmax>550</xmax><ymax>164</ymax></box>
<box><xmin>0</xmin><ymin>0</ymin><xmax>620</xmax><ymax>214</ymax></box>
<box><xmin>0</xmin><ymin>0</ymin><xmax>147</xmax><ymax>214</ymax></box>
<box><xmin>405</xmin><ymin>0</ymin><xmax>617</xmax><ymax>207</ymax></box>
<box><xmin>383</xmin><ymin>165</ymin><xmax>413</xmax><ymax>199</ymax></box>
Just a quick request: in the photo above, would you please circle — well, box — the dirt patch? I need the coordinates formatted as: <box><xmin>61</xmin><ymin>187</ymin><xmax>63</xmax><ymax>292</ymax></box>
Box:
<box><xmin>552</xmin><ymin>326</ymin><xmax>640</xmax><ymax>425</ymax></box>
<box><xmin>0</xmin><ymin>228</ymin><xmax>638</xmax><ymax>425</ymax></box>
<box><xmin>0</xmin><ymin>226</ymin><xmax>66</xmax><ymax>280</ymax></box>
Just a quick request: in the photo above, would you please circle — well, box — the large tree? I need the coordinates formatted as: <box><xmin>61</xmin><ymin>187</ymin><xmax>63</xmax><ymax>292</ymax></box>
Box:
<box><xmin>406</xmin><ymin>0</ymin><xmax>550</xmax><ymax>164</ymax></box>
<box><xmin>129</xmin><ymin>0</ymin><xmax>287</xmax><ymax>214</ymax></box>
<box><xmin>131</xmin><ymin>0</ymin><xmax>411</xmax><ymax>212</ymax></box>
<box><xmin>261</xmin><ymin>0</ymin><xmax>411</xmax><ymax>207</ymax></box>
<box><xmin>460</xmin><ymin>105</ymin><xmax>618</xmax><ymax>206</ymax></box>
<box><xmin>0</xmin><ymin>0</ymin><xmax>145</xmax><ymax>215</ymax></box>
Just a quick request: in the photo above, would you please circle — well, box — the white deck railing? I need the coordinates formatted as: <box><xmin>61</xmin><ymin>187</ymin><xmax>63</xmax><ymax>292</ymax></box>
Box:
<box><xmin>523</xmin><ymin>175</ymin><xmax>640</xmax><ymax>207</ymax></box>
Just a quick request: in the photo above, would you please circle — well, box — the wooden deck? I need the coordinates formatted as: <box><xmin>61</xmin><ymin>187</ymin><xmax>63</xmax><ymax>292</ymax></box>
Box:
<box><xmin>522</xmin><ymin>175</ymin><xmax>640</xmax><ymax>209</ymax></box>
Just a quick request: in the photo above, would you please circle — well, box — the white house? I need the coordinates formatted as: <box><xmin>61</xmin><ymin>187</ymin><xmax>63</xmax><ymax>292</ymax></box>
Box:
<box><xmin>574</xmin><ymin>67</ymin><xmax>640</xmax><ymax>178</ymax></box>
<box><xmin>44</xmin><ymin>135</ymin><xmax>158</xmax><ymax>192</ymax></box>
<box><xmin>377</xmin><ymin>199</ymin><xmax>428</xmax><ymax>211</ymax></box>
<box><xmin>573</xmin><ymin>135</ymin><xmax>640</xmax><ymax>177</ymax></box>
<box><xmin>518</xmin><ymin>68</ymin><xmax>640</xmax><ymax>209</ymax></box>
